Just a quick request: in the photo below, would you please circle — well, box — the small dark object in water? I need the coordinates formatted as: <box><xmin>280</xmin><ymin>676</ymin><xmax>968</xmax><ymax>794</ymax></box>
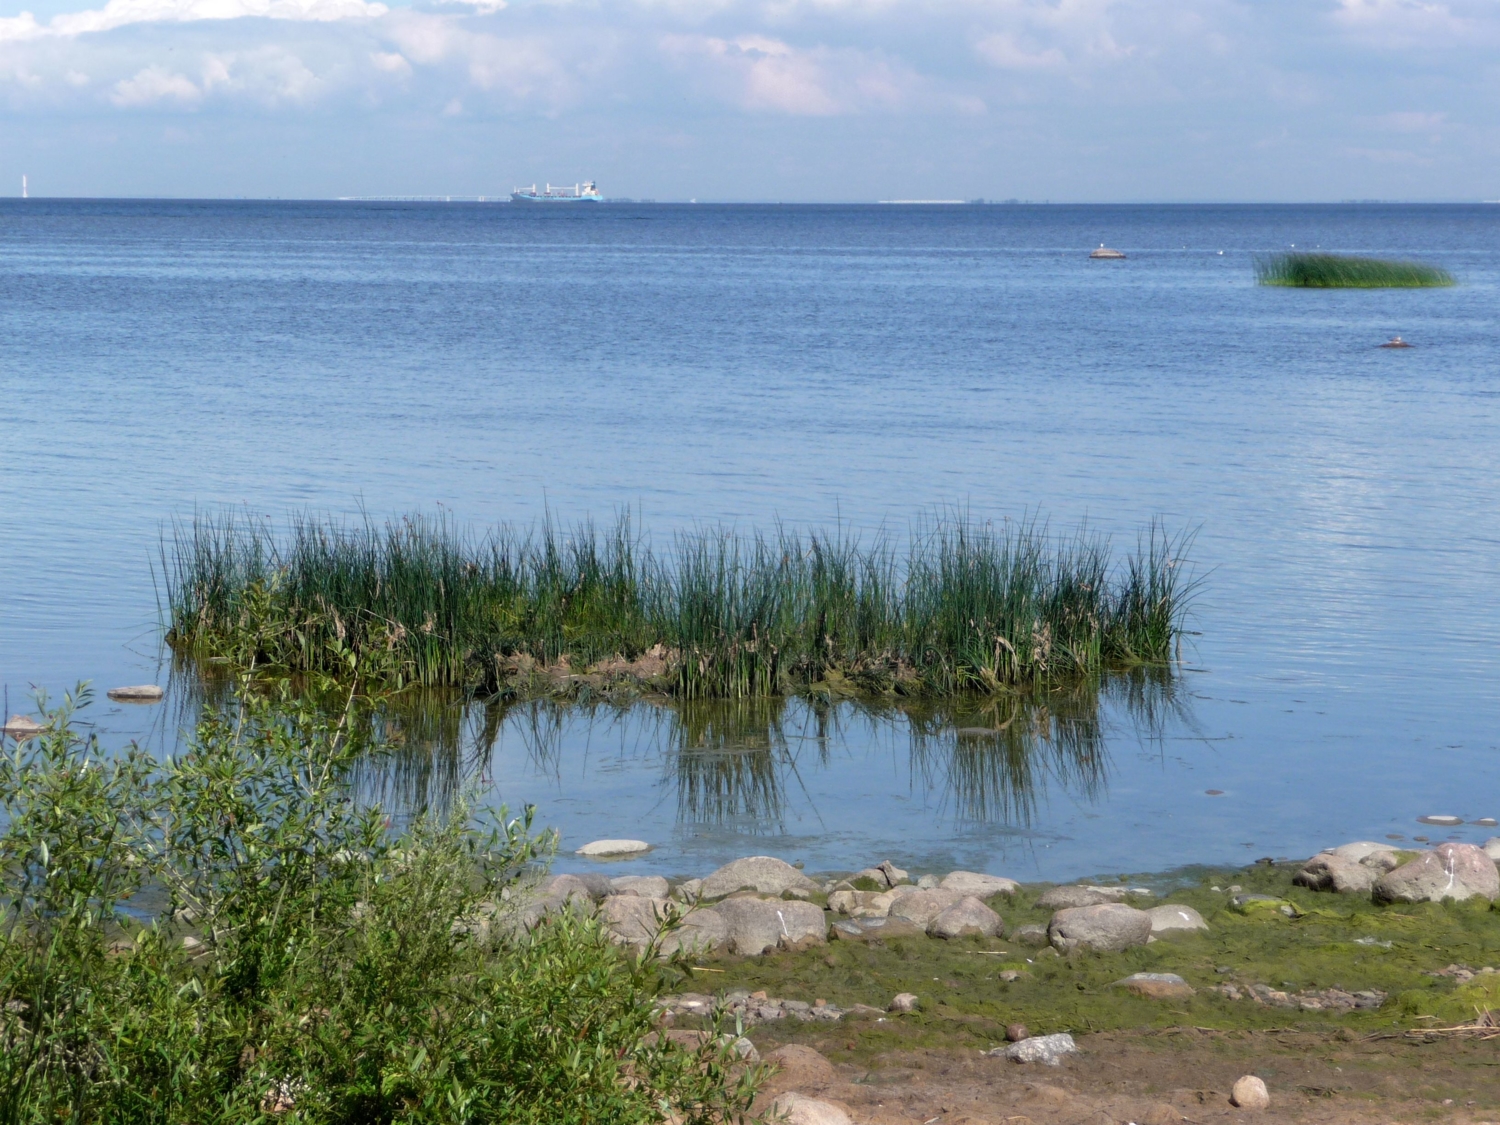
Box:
<box><xmin>1205</xmin><ymin>789</ymin><xmax>1224</xmax><ymax>796</ymax></box>
<box><xmin>1006</xmin><ymin>1023</ymin><xmax>1029</xmax><ymax>1042</ymax></box>
<box><xmin>1379</xmin><ymin>336</ymin><xmax>1412</xmax><ymax>348</ymax></box>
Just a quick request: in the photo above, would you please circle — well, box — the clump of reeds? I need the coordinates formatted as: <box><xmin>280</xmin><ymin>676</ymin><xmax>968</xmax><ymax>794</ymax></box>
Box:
<box><xmin>1255</xmin><ymin>252</ymin><xmax>1454</xmax><ymax>288</ymax></box>
<box><xmin>162</xmin><ymin>510</ymin><xmax>1194</xmax><ymax>700</ymax></box>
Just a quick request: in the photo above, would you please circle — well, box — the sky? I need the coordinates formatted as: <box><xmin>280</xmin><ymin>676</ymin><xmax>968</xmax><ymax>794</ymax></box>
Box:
<box><xmin>0</xmin><ymin>0</ymin><xmax>1497</xmax><ymax>200</ymax></box>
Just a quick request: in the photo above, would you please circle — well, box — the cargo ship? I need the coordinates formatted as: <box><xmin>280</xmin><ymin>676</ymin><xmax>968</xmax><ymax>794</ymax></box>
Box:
<box><xmin>510</xmin><ymin>181</ymin><xmax>603</xmax><ymax>203</ymax></box>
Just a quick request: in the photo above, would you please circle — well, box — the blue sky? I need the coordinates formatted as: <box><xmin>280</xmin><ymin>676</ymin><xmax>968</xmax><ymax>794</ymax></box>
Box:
<box><xmin>0</xmin><ymin>0</ymin><xmax>1495</xmax><ymax>199</ymax></box>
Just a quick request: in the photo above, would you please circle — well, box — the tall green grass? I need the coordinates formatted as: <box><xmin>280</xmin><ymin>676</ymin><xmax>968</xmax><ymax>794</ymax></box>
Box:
<box><xmin>1255</xmin><ymin>252</ymin><xmax>1454</xmax><ymax>288</ymax></box>
<box><xmin>163</xmin><ymin>511</ymin><xmax>1194</xmax><ymax>699</ymax></box>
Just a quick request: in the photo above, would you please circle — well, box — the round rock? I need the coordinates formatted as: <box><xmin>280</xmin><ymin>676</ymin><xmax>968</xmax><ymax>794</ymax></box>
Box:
<box><xmin>1418</xmin><ymin>815</ymin><xmax>1463</xmax><ymax>827</ymax></box>
<box><xmin>927</xmin><ymin>895</ymin><xmax>1003</xmax><ymax>939</ymax></box>
<box><xmin>575</xmin><ymin>839</ymin><xmax>652</xmax><ymax>858</ymax></box>
<box><xmin>1230</xmin><ymin>1075</ymin><xmax>1269</xmax><ymax>1110</ymax></box>
<box><xmin>1374</xmin><ymin>843</ymin><xmax>1500</xmax><ymax>904</ymax></box>
<box><xmin>1145</xmin><ymin>904</ymin><xmax>1209</xmax><ymax>934</ymax></box>
<box><xmin>1049</xmin><ymin>903</ymin><xmax>1152</xmax><ymax>952</ymax></box>
<box><xmin>888</xmin><ymin>992</ymin><xmax>919</xmax><ymax>1013</ymax></box>
<box><xmin>763</xmin><ymin>1044</ymin><xmax>837</xmax><ymax>1089</ymax></box>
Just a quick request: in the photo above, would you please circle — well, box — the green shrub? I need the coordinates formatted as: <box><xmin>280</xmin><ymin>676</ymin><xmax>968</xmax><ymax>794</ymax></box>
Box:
<box><xmin>0</xmin><ymin>686</ymin><xmax>760</xmax><ymax>1125</ymax></box>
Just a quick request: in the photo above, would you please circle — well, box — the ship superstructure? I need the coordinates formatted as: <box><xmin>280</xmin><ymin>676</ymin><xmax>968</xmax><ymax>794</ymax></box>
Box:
<box><xmin>511</xmin><ymin>181</ymin><xmax>603</xmax><ymax>202</ymax></box>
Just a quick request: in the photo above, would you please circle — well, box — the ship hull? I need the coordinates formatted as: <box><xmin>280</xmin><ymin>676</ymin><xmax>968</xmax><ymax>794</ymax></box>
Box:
<box><xmin>510</xmin><ymin>193</ymin><xmax>604</xmax><ymax>203</ymax></box>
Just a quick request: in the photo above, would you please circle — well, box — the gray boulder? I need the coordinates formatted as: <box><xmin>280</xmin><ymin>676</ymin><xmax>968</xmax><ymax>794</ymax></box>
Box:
<box><xmin>887</xmin><ymin>888</ymin><xmax>968</xmax><ymax>927</ymax></box>
<box><xmin>700</xmin><ymin>856</ymin><xmax>820</xmax><ymax>900</ymax></box>
<box><xmin>927</xmin><ymin>896</ymin><xmax>1003</xmax><ymax>939</ymax></box>
<box><xmin>1484</xmin><ymin>838</ymin><xmax>1500</xmax><ymax>862</ymax></box>
<box><xmin>609</xmin><ymin>875</ymin><xmax>670</xmax><ymax>898</ymax></box>
<box><xmin>599</xmin><ymin>895</ymin><xmax>674</xmax><ymax>952</ymax></box>
<box><xmin>1145</xmin><ymin>904</ymin><xmax>1208</xmax><ymax>934</ymax></box>
<box><xmin>713</xmin><ymin>897</ymin><xmax>827</xmax><ymax>955</ymax></box>
<box><xmin>916</xmin><ymin>873</ymin><xmax>941</xmax><ymax>889</ymax></box>
<box><xmin>597</xmin><ymin>896</ymin><xmax>726</xmax><ymax>956</ymax></box>
<box><xmin>1048</xmin><ymin>903</ymin><xmax>1152</xmax><ymax>953</ymax></box>
<box><xmin>1374</xmin><ymin>843</ymin><xmax>1500</xmax><ymax>904</ymax></box>
<box><xmin>940</xmin><ymin>871</ymin><xmax>1020</xmax><ymax>898</ymax></box>
<box><xmin>1294</xmin><ymin>854</ymin><xmax>1379</xmax><ymax>894</ymax></box>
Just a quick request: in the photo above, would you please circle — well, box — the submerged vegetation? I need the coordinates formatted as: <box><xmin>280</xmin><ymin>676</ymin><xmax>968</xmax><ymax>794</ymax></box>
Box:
<box><xmin>163</xmin><ymin>511</ymin><xmax>1193</xmax><ymax>700</ymax></box>
<box><xmin>0</xmin><ymin>687</ymin><xmax>759</xmax><ymax>1125</ymax></box>
<box><xmin>1255</xmin><ymin>251</ymin><xmax>1454</xmax><ymax>288</ymax></box>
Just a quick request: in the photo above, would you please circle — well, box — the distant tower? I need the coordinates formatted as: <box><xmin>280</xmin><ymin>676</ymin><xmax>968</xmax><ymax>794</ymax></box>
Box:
<box><xmin>21</xmin><ymin>175</ymin><xmax>27</xmax><ymax>199</ymax></box>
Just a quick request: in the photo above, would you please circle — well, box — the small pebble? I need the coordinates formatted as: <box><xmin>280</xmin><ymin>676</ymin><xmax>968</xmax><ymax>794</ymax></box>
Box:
<box><xmin>1006</xmin><ymin>1023</ymin><xmax>1029</xmax><ymax>1042</ymax></box>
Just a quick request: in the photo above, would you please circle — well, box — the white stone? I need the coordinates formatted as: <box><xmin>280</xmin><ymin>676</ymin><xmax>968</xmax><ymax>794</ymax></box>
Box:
<box><xmin>888</xmin><ymin>992</ymin><xmax>919</xmax><ymax>1012</ymax></box>
<box><xmin>1002</xmin><ymin>1033</ymin><xmax>1078</xmax><ymax>1065</ymax></box>
<box><xmin>1230</xmin><ymin>1075</ymin><xmax>1269</xmax><ymax>1109</ymax></box>
<box><xmin>575</xmin><ymin>839</ymin><xmax>651</xmax><ymax>857</ymax></box>
<box><xmin>107</xmin><ymin>685</ymin><xmax>165</xmax><ymax>703</ymax></box>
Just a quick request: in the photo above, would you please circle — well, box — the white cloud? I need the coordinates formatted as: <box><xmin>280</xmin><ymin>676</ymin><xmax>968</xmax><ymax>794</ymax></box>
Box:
<box><xmin>110</xmin><ymin>63</ymin><xmax>201</xmax><ymax>104</ymax></box>
<box><xmin>662</xmin><ymin>32</ymin><xmax>916</xmax><ymax>114</ymax></box>
<box><xmin>975</xmin><ymin>33</ymin><xmax>1066</xmax><ymax>71</ymax></box>
<box><xmin>1375</xmin><ymin>109</ymin><xmax>1445</xmax><ymax>132</ymax></box>
<box><xmin>0</xmin><ymin>0</ymin><xmax>386</xmax><ymax>46</ymax></box>
<box><xmin>369</xmin><ymin>48</ymin><xmax>411</xmax><ymax>75</ymax></box>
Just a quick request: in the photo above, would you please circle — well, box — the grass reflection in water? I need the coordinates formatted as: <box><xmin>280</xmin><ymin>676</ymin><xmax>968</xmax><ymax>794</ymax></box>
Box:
<box><xmin>321</xmin><ymin>669</ymin><xmax>1193</xmax><ymax>832</ymax></box>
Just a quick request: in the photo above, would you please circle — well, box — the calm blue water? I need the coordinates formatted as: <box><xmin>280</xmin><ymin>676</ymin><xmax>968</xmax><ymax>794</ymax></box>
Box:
<box><xmin>3</xmin><ymin>200</ymin><xmax>1499</xmax><ymax>881</ymax></box>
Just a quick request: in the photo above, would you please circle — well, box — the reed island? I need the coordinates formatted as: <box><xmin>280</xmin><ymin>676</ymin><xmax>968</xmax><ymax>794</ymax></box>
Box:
<box><xmin>163</xmin><ymin>513</ymin><xmax>1192</xmax><ymax>700</ymax></box>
